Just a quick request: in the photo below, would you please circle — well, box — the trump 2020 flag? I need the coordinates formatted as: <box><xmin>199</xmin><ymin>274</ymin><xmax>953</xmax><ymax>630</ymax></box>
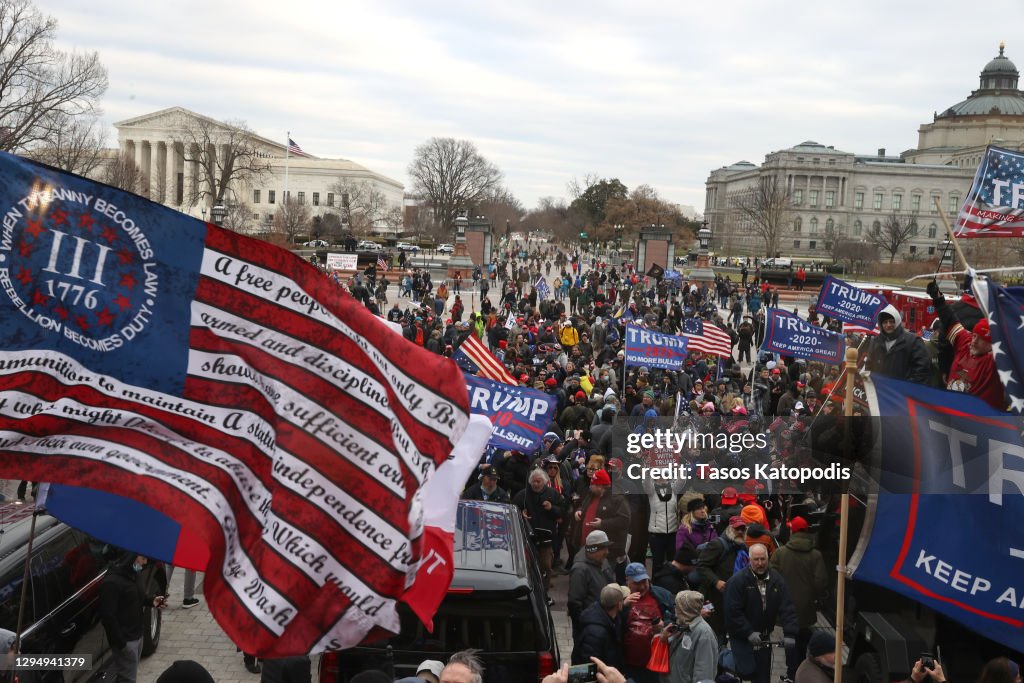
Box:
<box><xmin>973</xmin><ymin>277</ymin><xmax>1024</xmax><ymax>414</ymax></box>
<box><xmin>815</xmin><ymin>275</ymin><xmax>887</xmax><ymax>329</ymax></box>
<box><xmin>955</xmin><ymin>145</ymin><xmax>1024</xmax><ymax>238</ymax></box>
<box><xmin>852</xmin><ymin>375</ymin><xmax>1024</xmax><ymax>652</ymax></box>
<box><xmin>464</xmin><ymin>373</ymin><xmax>556</xmax><ymax>452</ymax></box>
<box><xmin>0</xmin><ymin>151</ymin><xmax>476</xmax><ymax>656</ymax></box>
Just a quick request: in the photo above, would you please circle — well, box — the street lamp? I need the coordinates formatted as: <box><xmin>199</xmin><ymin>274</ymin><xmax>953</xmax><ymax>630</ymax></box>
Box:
<box><xmin>201</xmin><ymin>207</ymin><xmax>207</xmax><ymax>223</ymax></box>
<box><xmin>211</xmin><ymin>203</ymin><xmax>227</xmax><ymax>226</ymax></box>
<box><xmin>698</xmin><ymin>220</ymin><xmax>712</xmax><ymax>254</ymax></box>
<box><xmin>613</xmin><ymin>224</ymin><xmax>624</xmax><ymax>250</ymax></box>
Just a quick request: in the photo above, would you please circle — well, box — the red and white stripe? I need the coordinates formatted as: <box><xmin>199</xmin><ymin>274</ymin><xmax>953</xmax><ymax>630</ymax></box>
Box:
<box><xmin>955</xmin><ymin>201</ymin><xmax>1024</xmax><ymax>238</ymax></box>
<box><xmin>684</xmin><ymin>323</ymin><xmax>732</xmax><ymax>357</ymax></box>
<box><xmin>459</xmin><ymin>333</ymin><xmax>518</xmax><ymax>385</ymax></box>
<box><xmin>843</xmin><ymin>322</ymin><xmax>878</xmax><ymax>336</ymax></box>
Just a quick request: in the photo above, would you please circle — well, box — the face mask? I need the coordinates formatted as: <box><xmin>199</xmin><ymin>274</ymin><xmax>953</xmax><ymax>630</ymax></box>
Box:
<box><xmin>132</xmin><ymin>562</ymin><xmax>143</xmax><ymax>573</ymax></box>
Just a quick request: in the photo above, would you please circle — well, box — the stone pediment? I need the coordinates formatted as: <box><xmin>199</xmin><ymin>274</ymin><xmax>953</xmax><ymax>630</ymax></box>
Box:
<box><xmin>114</xmin><ymin>106</ymin><xmax>216</xmax><ymax>131</ymax></box>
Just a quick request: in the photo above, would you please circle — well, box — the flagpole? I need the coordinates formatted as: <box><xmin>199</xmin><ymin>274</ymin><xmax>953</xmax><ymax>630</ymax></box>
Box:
<box><xmin>284</xmin><ymin>131</ymin><xmax>291</xmax><ymax>209</ymax></box>
<box><xmin>933</xmin><ymin>196</ymin><xmax>972</xmax><ymax>275</ymax></box>
<box><xmin>904</xmin><ymin>265</ymin><xmax>1024</xmax><ymax>282</ymax></box>
<box><xmin>833</xmin><ymin>345</ymin><xmax>858</xmax><ymax>683</ymax></box>
<box><xmin>13</xmin><ymin>509</ymin><xmax>41</xmax><ymax>657</ymax></box>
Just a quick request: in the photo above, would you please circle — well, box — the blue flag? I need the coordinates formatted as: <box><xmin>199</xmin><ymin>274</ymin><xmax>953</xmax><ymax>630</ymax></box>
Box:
<box><xmin>852</xmin><ymin>375</ymin><xmax>1024</xmax><ymax>652</ymax></box>
<box><xmin>815</xmin><ymin>275</ymin><xmax>887</xmax><ymax>328</ymax></box>
<box><xmin>465</xmin><ymin>373</ymin><xmax>556</xmax><ymax>452</ymax></box>
<box><xmin>975</xmin><ymin>278</ymin><xmax>1024</xmax><ymax>414</ymax></box>
<box><xmin>624</xmin><ymin>324</ymin><xmax>689</xmax><ymax>371</ymax></box>
<box><xmin>762</xmin><ymin>308</ymin><xmax>845</xmax><ymax>363</ymax></box>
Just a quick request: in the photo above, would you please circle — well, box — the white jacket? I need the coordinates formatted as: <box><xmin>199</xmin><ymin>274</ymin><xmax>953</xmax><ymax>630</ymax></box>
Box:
<box><xmin>643</xmin><ymin>478</ymin><xmax>685</xmax><ymax>534</ymax></box>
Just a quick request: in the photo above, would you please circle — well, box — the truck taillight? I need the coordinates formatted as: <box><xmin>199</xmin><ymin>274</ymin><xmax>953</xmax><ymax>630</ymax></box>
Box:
<box><xmin>538</xmin><ymin>651</ymin><xmax>557</xmax><ymax>679</ymax></box>
<box><xmin>319</xmin><ymin>651</ymin><xmax>339</xmax><ymax>683</ymax></box>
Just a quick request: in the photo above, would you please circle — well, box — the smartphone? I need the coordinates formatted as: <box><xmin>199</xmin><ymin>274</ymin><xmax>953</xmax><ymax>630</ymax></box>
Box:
<box><xmin>921</xmin><ymin>653</ymin><xmax>935</xmax><ymax>669</ymax></box>
<box><xmin>703</xmin><ymin>601</ymin><xmax>715</xmax><ymax>613</ymax></box>
<box><xmin>567</xmin><ymin>663</ymin><xmax>597</xmax><ymax>683</ymax></box>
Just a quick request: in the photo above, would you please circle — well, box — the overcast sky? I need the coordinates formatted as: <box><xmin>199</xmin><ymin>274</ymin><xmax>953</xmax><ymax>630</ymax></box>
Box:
<box><xmin>41</xmin><ymin>0</ymin><xmax>1024</xmax><ymax>214</ymax></box>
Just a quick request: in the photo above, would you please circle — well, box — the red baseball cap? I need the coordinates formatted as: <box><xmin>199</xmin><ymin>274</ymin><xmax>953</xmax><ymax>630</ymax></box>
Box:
<box><xmin>575</xmin><ymin>390</ymin><xmax>587</xmax><ymax>400</ymax></box>
<box><xmin>743</xmin><ymin>478</ymin><xmax>766</xmax><ymax>492</ymax></box>
<box><xmin>789</xmin><ymin>516</ymin><xmax>810</xmax><ymax>533</ymax></box>
<box><xmin>545</xmin><ymin>377</ymin><xmax>557</xmax><ymax>386</ymax></box>
<box><xmin>973</xmin><ymin>319</ymin><xmax>992</xmax><ymax>343</ymax></box>
<box><xmin>721</xmin><ymin>486</ymin><xmax>738</xmax><ymax>505</ymax></box>
<box><xmin>591</xmin><ymin>469</ymin><xmax>611</xmax><ymax>486</ymax></box>
<box><xmin>519</xmin><ymin>374</ymin><xmax>529</xmax><ymax>382</ymax></box>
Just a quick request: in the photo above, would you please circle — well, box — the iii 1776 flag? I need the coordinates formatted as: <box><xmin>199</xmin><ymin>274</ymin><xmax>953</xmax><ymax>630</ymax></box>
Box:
<box><xmin>0</xmin><ymin>152</ymin><xmax>482</xmax><ymax>656</ymax></box>
<box><xmin>955</xmin><ymin>145</ymin><xmax>1024</xmax><ymax>238</ymax></box>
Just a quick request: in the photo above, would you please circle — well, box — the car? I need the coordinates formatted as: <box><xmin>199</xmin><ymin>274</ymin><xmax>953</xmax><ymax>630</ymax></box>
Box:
<box><xmin>304</xmin><ymin>239</ymin><xmax>328</xmax><ymax>248</ymax></box>
<box><xmin>319</xmin><ymin>500</ymin><xmax>560</xmax><ymax>682</ymax></box>
<box><xmin>0</xmin><ymin>502</ymin><xmax>167</xmax><ymax>683</ymax></box>
<box><xmin>356</xmin><ymin>240</ymin><xmax>382</xmax><ymax>251</ymax></box>
<box><xmin>437</xmin><ymin>244</ymin><xmax>454</xmax><ymax>254</ymax></box>
<box><xmin>762</xmin><ymin>257</ymin><xmax>793</xmax><ymax>269</ymax></box>
<box><xmin>395</xmin><ymin>242</ymin><xmax>418</xmax><ymax>251</ymax></box>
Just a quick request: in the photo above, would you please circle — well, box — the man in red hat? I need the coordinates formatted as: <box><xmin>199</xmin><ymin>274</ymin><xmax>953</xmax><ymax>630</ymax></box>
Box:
<box><xmin>572</xmin><ymin>467</ymin><xmax>631</xmax><ymax>583</ymax></box>
<box><xmin>928</xmin><ymin>281</ymin><xmax>1004</xmax><ymax>410</ymax></box>
<box><xmin>771</xmin><ymin>516</ymin><xmax>828</xmax><ymax>681</ymax></box>
<box><xmin>711</xmin><ymin>486</ymin><xmax>744</xmax><ymax>535</ymax></box>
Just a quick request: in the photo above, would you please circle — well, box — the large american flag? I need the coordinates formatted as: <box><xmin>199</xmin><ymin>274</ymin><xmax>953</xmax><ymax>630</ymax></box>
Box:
<box><xmin>0</xmin><ymin>152</ymin><xmax>477</xmax><ymax>656</ymax></box>
<box><xmin>974</xmin><ymin>277</ymin><xmax>1024</xmax><ymax>413</ymax></box>
<box><xmin>682</xmin><ymin>317</ymin><xmax>733</xmax><ymax>357</ymax></box>
<box><xmin>955</xmin><ymin>146</ymin><xmax>1024</xmax><ymax>238</ymax></box>
<box><xmin>453</xmin><ymin>334</ymin><xmax>517</xmax><ymax>385</ymax></box>
<box><xmin>287</xmin><ymin>137</ymin><xmax>305</xmax><ymax>156</ymax></box>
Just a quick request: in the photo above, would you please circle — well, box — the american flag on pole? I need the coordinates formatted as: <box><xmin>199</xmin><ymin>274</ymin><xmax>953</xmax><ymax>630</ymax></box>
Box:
<box><xmin>842</xmin><ymin>322</ymin><xmax>878</xmax><ymax>336</ymax></box>
<box><xmin>682</xmin><ymin>317</ymin><xmax>732</xmax><ymax>357</ymax></box>
<box><xmin>973</xmin><ymin>277</ymin><xmax>1024</xmax><ymax>413</ymax></box>
<box><xmin>0</xmin><ymin>151</ymin><xmax>484</xmax><ymax>656</ymax></box>
<box><xmin>376</xmin><ymin>256</ymin><xmax>388</xmax><ymax>272</ymax></box>
<box><xmin>287</xmin><ymin>137</ymin><xmax>305</xmax><ymax>156</ymax></box>
<box><xmin>453</xmin><ymin>334</ymin><xmax>517</xmax><ymax>385</ymax></box>
<box><xmin>954</xmin><ymin>145</ymin><xmax>1024</xmax><ymax>238</ymax></box>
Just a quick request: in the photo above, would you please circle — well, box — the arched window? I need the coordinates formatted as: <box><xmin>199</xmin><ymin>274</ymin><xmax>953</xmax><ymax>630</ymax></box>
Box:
<box><xmin>794</xmin><ymin>217</ymin><xmax>802</xmax><ymax>233</ymax></box>
<box><xmin>825</xmin><ymin>218</ymin><xmax>834</xmax><ymax>233</ymax></box>
<box><xmin>928</xmin><ymin>223</ymin><xmax>937</xmax><ymax>239</ymax></box>
<box><xmin>873</xmin><ymin>220</ymin><xmax>881</xmax><ymax>235</ymax></box>
<box><xmin>810</xmin><ymin>217</ymin><xmax>819</xmax><ymax>234</ymax></box>
<box><xmin>853</xmin><ymin>220</ymin><xmax>863</xmax><ymax>236</ymax></box>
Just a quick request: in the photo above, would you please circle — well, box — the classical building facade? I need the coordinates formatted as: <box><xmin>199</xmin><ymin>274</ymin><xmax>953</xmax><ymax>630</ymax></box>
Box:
<box><xmin>704</xmin><ymin>45</ymin><xmax>1024</xmax><ymax>260</ymax></box>
<box><xmin>112</xmin><ymin>107</ymin><xmax>404</xmax><ymax>237</ymax></box>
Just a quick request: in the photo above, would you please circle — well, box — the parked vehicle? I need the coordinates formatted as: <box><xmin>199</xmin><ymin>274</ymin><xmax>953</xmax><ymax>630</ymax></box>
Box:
<box><xmin>0</xmin><ymin>503</ymin><xmax>166</xmax><ymax>683</ymax></box>
<box><xmin>319</xmin><ymin>501</ymin><xmax>559</xmax><ymax>682</ymax></box>
<box><xmin>304</xmin><ymin>239</ymin><xmax>328</xmax><ymax>248</ymax></box>
<box><xmin>762</xmin><ymin>257</ymin><xmax>793</xmax><ymax>269</ymax></box>
<box><xmin>437</xmin><ymin>244</ymin><xmax>455</xmax><ymax>254</ymax></box>
<box><xmin>395</xmin><ymin>242</ymin><xmax>418</xmax><ymax>251</ymax></box>
<box><xmin>356</xmin><ymin>240</ymin><xmax>383</xmax><ymax>251</ymax></box>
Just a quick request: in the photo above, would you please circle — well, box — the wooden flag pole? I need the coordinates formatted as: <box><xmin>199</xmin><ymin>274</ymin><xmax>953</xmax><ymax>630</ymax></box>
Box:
<box><xmin>834</xmin><ymin>345</ymin><xmax>859</xmax><ymax>683</ymax></box>
<box><xmin>933</xmin><ymin>196</ymin><xmax>972</xmax><ymax>276</ymax></box>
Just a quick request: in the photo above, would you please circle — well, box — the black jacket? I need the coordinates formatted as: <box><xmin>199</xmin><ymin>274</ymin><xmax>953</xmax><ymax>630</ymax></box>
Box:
<box><xmin>99</xmin><ymin>565</ymin><xmax>149</xmax><ymax>650</ymax></box>
<box><xmin>724</xmin><ymin>567</ymin><xmax>799</xmax><ymax>639</ymax></box>
<box><xmin>571</xmin><ymin>491</ymin><xmax>631</xmax><ymax>558</ymax></box>
<box><xmin>512</xmin><ymin>485</ymin><xmax>566</xmax><ymax>534</ymax></box>
<box><xmin>462</xmin><ymin>482</ymin><xmax>511</xmax><ymax>504</ymax></box>
<box><xmin>866</xmin><ymin>327</ymin><xmax>931</xmax><ymax>384</ymax></box>
<box><xmin>571</xmin><ymin>602</ymin><xmax>622</xmax><ymax>667</ymax></box>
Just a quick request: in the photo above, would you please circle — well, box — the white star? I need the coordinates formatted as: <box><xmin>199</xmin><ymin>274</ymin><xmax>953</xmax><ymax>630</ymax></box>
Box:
<box><xmin>998</xmin><ymin>368</ymin><xmax>1017</xmax><ymax>386</ymax></box>
<box><xmin>988</xmin><ymin>311</ymin><xmax>998</xmax><ymax>326</ymax></box>
<box><xmin>1011</xmin><ymin>395</ymin><xmax>1024</xmax><ymax>413</ymax></box>
<box><xmin>992</xmin><ymin>341</ymin><xmax>1005</xmax><ymax>357</ymax></box>
<box><xmin>1018</xmin><ymin>314</ymin><xmax>1024</xmax><ymax>330</ymax></box>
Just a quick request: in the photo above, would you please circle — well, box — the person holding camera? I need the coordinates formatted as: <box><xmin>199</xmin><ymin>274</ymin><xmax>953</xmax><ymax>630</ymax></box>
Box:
<box><xmin>906</xmin><ymin>656</ymin><xmax>946</xmax><ymax>683</ymax></box>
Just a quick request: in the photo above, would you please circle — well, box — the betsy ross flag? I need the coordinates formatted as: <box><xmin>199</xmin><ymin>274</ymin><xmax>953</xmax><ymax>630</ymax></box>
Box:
<box><xmin>0</xmin><ymin>151</ymin><xmax>484</xmax><ymax>656</ymax></box>
<box><xmin>376</xmin><ymin>256</ymin><xmax>388</xmax><ymax>272</ymax></box>
<box><xmin>682</xmin><ymin>317</ymin><xmax>732</xmax><ymax>357</ymax></box>
<box><xmin>974</xmin><ymin>277</ymin><xmax>1024</xmax><ymax>413</ymax></box>
<box><xmin>954</xmin><ymin>145</ymin><xmax>1024</xmax><ymax>238</ymax></box>
<box><xmin>453</xmin><ymin>334</ymin><xmax>517</xmax><ymax>385</ymax></box>
<box><xmin>287</xmin><ymin>137</ymin><xmax>305</xmax><ymax>156</ymax></box>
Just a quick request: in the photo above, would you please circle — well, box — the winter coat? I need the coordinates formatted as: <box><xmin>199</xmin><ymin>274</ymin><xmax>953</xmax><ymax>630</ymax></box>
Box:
<box><xmin>724</xmin><ymin>567</ymin><xmax>799</xmax><ymax>640</ymax></box>
<box><xmin>568</xmin><ymin>553</ymin><xmax>616</xmax><ymax>625</ymax></box>
<box><xmin>461</xmin><ymin>482</ymin><xmax>511</xmax><ymax>504</ymax></box>
<box><xmin>572</xmin><ymin>490</ymin><xmax>632</xmax><ymax>558</ymax></box>
<box><xmin>571</xmin><ymin>602</ymin><xmax>623</xmax><ymax>667</ymax></box>
<box><xmin>665</xmin><ymin>616</ymin><xmax>719</xmax><ymax>683</ymax></box>
<box><xmin>674</xmin><ymin>519</ymin><xmax>718</xmax><ymax>561</ymax></box>
<box><xmin>866</xmin><ymin>307</ymin><xmax>930</xmax><ymax>384</ymax></box>
<box><xmin>769</xmin><ymin>532</ymin><xmax>828</xmax><ymax>628</ymax></box>
<box><xmin>513</xmin><ymin>485</ymin><xmax>566</xmax><ymax>534</ymax></box>
<box><xmin>644</xmin><ymin>479</ymin><xmax>685</xmax><ymax>534</ymax></box>
<box><xmin>99</xmin><ymin>564</ymin><xmax>151</xmax><ymax>650</ymax></box>
<box><xmin>796</xmin><ymin>656</ymin><xmax>835</xmax><ymax>683</ymax></box>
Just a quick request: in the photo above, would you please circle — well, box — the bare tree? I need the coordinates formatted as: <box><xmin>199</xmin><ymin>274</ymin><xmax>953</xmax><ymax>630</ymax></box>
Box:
<box><xmin>731</xmin><ymin>175</ymin><xmax>790</xmax><ymax>258</ymax></box>
<box><xmin>175</xmin><ymin>116</ymin><xmax>270</xmax><ymax>209</ymax></box>
<box><xmin>329</xmin><ymin>178</ymin><xmax>391</xmax><ymax>235</ymax></box>
<box><xmin>272</xmin><ymin>197</ymin><xmax>310</xmax><ymax>244</ymax></box>
<box><xmin>0</xmin><ymin>0</ymin><xmax>108</xmax><ymax>153</ymax></box>
<box><xmin>315</xmin><ymin>212</ymin><xmax>347</xmax><ymax>243</ymax></box>
<box><xmin>833</xmin><ymin>240</ymin><xmax>878</xmax><ymax>275</ymax></box>
<box><xmin>473</xmin><ymin>185</ymin><xmax>523</xmax><ymax>234</ymax></box>
<box><xmin>102</xmin><ymin>151</ymin><xmax>146</xmax><ymax>195</ymax></box>
<box><xmin>220</xmin><ymin>201</ymin><xmax>254</xmax><ymax>234</ymax></box>
<box><xmin>867</xmin><ymin>212</ymin><xmax>917</xmax><ymax>263</ymax></box>
<box><xmin>25</xmin><ymin>112</ymin><xmax>105</xmax><ymax>175</ymax></box>
<box><xmin>408</xmin><ymin>137</ymin><xmax>503</xmax><ymax>233</ymax></box>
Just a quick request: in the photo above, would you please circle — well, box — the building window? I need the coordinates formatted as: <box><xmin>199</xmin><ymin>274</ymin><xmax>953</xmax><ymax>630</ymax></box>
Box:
<box><xmin>284</xmin><ymin>190</ymin><xmax>291</xmax><ymax>202</ymax></box>
<box><xmin>342</xmin><ymin>193</ymin><xmax>350</xmax><ymax>209</ymax></box>
<box><xmin>949</xmin><ymin>195</ymin><xmax>959</xmax><ymax>213</ymax></box>
<box><xmin>809</xmin><ymin>190</ymin><xmax>819</xmax><ymax>207</ymax></box>
<box><xmin>253</xmin><ymin>190</ymin><xmax>261</xmax><ymax>204</ymax></box>
<box><xmin>873</xmin><ymin>220</ymin><xmax>881</xmax><ymax>235</ymax></box>
<box><xmin>313</xmin><ymin>192</ymin><xmax>320</xmax><ymax>206</ymax></box>
<box><xmin>909</xmin><ymin>245</ymin><xmax>917</xmax><ymax>254</ymax></box>
<box><xmin>911</xmin><ymin>221</ymin><xmax>919</xmax><ymax>236</ymax></box>
<box><xmin>252</xmin><ymin>212</ymin><xmax>259</xmax><ymax>220</ymax></box>
<box><xmin>854</xmin><ymin>220</ymin><xmax>862</xmax><ymax>236</ymax></box>
<box><xmin>810</xmin><ymin>217</ymin><xmax>819</xmax><ymax>234</ymax></box>
<box><xmin>854</xmin><ymin>192</ymin><xmax>864</xmax><ymax>209</ymax></box>
<box><xmin>794</xmin><ymin>217</ymin><xmax>802</xmax><ymax>234</ymax></box>
<box><xmin>327</xmin><ymin>192</ymin><xmax>334</xmax><ymax>207</ymax></box>
<box><xmin>825</xmin><ymin>218</ymin><xmax>834</xmax><ymax>232</ymax></box>
<box><xmin>793</xmin><ymin>240</ymin><xmax>801</xmax><ymax>249</ymax></box>
<box><xmin>268</xmin><ymin>190</ymin><xmax>276</xmax><ymax>204</ymax></box>
<box><xmin>873</xmin><ymin>192</ymin><xmax>883</xmax><ymax>210</ymax></box>
<box><xmin>911</xmin><ymin>194</ymin><xmax>921</xmax><ymax>212</ymax></box>
<box><xmin>893</xmin><ymin>193</ymin><xmax>902</xmax><ymax>210</ymax></box>
<box><xmin>809</xmin><ymin>240</ymin><xmax>817</xmax><ymax>250</ymax></box>
<box><xmin>930</xmin><ymin>195</ymin><xmax>939</xmax><ymax>213</ymax></box>
<box><xmin>928</xmin><ymin>223</ymin><xmax>937</xmax><ymax>239</ymax></box>
<box><xmin>793</xmin><ymin>189</ymin><xmax>803</xmax><ymax>205</ymax></box>
<box><xmin>928</xmin><ymin>246</ymin><xmax>935</xmax><ymax>256</ymax></box>
<box><xmin>825</xmin><ymin>190</ymin><xmax>835</xmax><ymax>207</ymax></box>
<box><xmin>297</xmin><ymin>191</ymin><xmax>305</xmax><ymax>204</ymax></box>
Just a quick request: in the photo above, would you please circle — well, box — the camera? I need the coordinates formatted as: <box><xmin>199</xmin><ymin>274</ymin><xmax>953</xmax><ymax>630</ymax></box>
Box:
<box><xmin>708</xmin><ymin>513</ymin><xmax>721</xmax><ymax>525</ymax></box>
<box><xmin>568</xmin><ymin>663</ymin><xmax>597</xmax><ymax>683</ymax></box>
<box><xmin>921</xmin><ymin>653</ymin><xmax>935</xmax><ymax>670</ymax></box>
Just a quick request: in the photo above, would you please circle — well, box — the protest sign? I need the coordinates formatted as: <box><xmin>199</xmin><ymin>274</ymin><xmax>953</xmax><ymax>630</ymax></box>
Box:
<box><xmin>624</xmin><ymin>324</ymin><xmax>688</xmax><ymax>370</ymax></box>
<box><xmin>815</xmin><ymin>275</ymin><xmax>887</xmax><ymax>328</ymax></box>
<box><xmin>762</xmin><ymin>308</ymin><xmax>845</xmax><ymax>363</ymax></box>
<box><xmin>465</xmin><ymin>373</ymin><xmax>557</xmax><ymax>452</ymax></box>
